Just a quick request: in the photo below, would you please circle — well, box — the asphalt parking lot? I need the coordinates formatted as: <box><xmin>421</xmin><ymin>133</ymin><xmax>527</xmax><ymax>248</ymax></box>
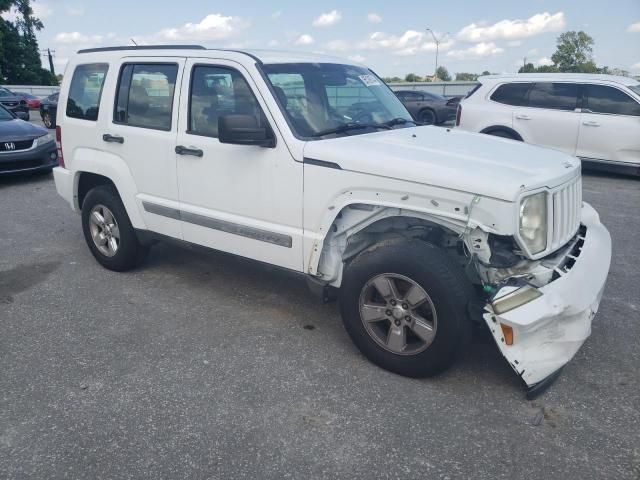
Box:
<box><xmin>1</xmin><ymin>122</ymin><xmax>639</xmax><ymax>478</ymax></box>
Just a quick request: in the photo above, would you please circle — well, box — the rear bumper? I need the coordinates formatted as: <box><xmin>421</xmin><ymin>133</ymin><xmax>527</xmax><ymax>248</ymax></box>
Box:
<box><xmin>0</xmin><ymin>141</ymin><xmax>58</xmax><ymax>174</ymax></box>
<box><xmin>484</xmin><ymin>202</ymin><xmax>611</xmax><ymax>388</ymax></box>
<box><xmin>53</xmin><ymin>166</ymin><xmax>77</xmax><ymax>211</ymax></box>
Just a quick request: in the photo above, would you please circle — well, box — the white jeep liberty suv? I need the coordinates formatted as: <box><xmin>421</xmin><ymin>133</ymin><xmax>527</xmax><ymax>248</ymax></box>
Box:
<box><xmin>53</xmin><ymin>46</ymin><xmax>612</xmax><ymax>396</ymax></box>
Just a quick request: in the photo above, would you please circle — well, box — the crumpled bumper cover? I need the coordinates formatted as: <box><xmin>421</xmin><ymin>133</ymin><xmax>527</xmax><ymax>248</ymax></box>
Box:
<box><xmin>484</xmin><ymin>201</ymin><xmax>611</xmax><ymax>389</ymax></box>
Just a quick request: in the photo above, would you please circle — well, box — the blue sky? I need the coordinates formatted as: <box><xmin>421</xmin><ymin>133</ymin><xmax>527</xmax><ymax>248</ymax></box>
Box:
<box><xmin>5</xmin><ymin>0</ymin><xmax>640</xmax><ymax>77</ymax></box>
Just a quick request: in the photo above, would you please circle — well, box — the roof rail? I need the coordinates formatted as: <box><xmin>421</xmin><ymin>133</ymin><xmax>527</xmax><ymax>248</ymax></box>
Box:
<box><xmin>78</xmin><ymin>45</ymin><xmax>206</xmax><ymax>54</ymax></box>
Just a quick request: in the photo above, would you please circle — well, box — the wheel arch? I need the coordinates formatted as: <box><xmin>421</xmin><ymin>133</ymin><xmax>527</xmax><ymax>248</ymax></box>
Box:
<box><xmin>417</xmin><ymin>107</ymin><xmax>437</xmax><ymax>123</ymax></box>
<box><xmin>479</xmin><ymin>125</ymin><xmax>523</xmax><ymax>141</ymax></box>
<box><xmin>309</xmin><ymin>201</ymin><xmax>470</xmax><ymax>288</ymax></box>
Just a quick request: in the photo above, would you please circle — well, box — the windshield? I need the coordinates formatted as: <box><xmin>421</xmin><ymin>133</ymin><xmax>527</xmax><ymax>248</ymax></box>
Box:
<box><xmin>262</xmin><ymin>63</ymin><xmax>413</xmax><ymax>139</ymax></box>
<box><xmin>630</xmin><ymin>85</ymin><xmax>640</xmax><ymax>96</ymax></box>
<box><xmin>0</xmin><ymin>105</ymin><xmax>14</xmax><ymax>120</ymax></box>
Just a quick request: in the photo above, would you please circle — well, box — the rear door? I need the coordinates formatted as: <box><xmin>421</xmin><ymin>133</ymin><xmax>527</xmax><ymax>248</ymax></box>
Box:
<box><xmin>576</xmin><ymin>83</ymin><xmax>640</xmax><ymax>164</ymax></box>
<box><xmin>512</xmin><ymin>82</ymin><xmax>581</xmax><ymax>155</ymax></box>
<box><xmin>103</xmin><ymin>57</ymin><xmax>185</xmax><ymax>239</ymax></box>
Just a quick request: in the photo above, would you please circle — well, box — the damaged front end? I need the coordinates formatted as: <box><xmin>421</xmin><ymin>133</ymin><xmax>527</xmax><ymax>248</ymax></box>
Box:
<box><xmin>468</xmin><ymin>202</ymin><xmax>611</xmax><ymax>396</ymax></box>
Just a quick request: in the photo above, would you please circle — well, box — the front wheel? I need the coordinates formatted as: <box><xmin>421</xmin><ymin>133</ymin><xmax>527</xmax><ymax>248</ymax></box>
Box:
<box><xmin>81</xmin><ymin>185</ymin><xmax>148</xmax><ymax>271</ymax></box>
<box><xmin>418</xmin><ymin>109</ymin><xmax>436</xmax><ymax>125</ymax></box>
<box><xmin>42</xmin><ymin>112</ymin><xmax>54</xmax><ymax>129</ymax></box>
<box><xmin>339</xmin><ymin>239</ymin><xmax>474</xmax><ymax>378</ymax></box>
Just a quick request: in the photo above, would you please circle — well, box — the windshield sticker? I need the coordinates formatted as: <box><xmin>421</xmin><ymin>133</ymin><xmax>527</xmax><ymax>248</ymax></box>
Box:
<box><xmin>358</xmin><ymin>74</ymin><xmax>381</xmax><ymax>87</ymax></box>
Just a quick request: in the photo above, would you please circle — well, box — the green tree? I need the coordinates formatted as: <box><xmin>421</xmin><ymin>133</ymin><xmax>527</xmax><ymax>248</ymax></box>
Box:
<box><xmin>404</xmin><ymin>73</ymin><xmax>421</xmax><ymax>82</ymax></box>
<box><xmin>455</xmin><ymin>72</ymin><xmax>478</xmax><ymax>81</ymax></box>
<box><xmin>435</xmin><ymin>66</ymin><xmax>451</xmax><ymax>81</ymax></box>
<box><xmin>0</xmin><ymin>0</ymin><xmax>56</xmax><ymax>84</ymax></box>
<box><xmin>551</xmin><ymin>31</ymin><xmax>596</xmax><ymax>73</ymax></box>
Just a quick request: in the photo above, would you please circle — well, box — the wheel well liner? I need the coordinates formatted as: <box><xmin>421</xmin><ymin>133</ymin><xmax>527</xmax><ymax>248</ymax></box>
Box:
<box><xmin>77</xmin><ymin>172</ymin><xmax>116</xmax><ymax>208</ymax></box>
<box><xmin>479</xmin><ymin>126</ymin><xmax>523</xmax><ymax>141</ymax></box>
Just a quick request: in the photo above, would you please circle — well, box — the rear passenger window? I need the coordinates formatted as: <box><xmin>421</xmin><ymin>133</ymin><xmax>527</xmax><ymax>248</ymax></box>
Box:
<box><xmin>114</xmin><ymin>63</ymin><xmax>178</xmax><ymax>130</ymax></box>
<box><xmin>528</xmin><ymin>83</ymin><xmax>578</xmax><ymax>111</ymax></box>
<box><xmin>66</xmin><ymin>63</ymin><xmax>108</xmax><ymax>120</ymax></box>
<box><xmin>584</xmin><ymin>85</ymin><xmax>640</xmax><ymax>116</ymax></box>
<box><xmin>490</xmin><ymin>83</ymin><xmax>532</xmax><ymax>106</ymax></box>
<box><xmin>188</xmin><ymin>65</ymin><xmax>265</xmax><ymax>138</ymax></box>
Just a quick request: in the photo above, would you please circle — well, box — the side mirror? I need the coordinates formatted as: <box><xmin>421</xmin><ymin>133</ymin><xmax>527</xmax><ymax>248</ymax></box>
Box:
<box><xmin>218</xmin><ymin>114</ymin><xmax>275</xmax><ymax>147</ymax></box>
<box><xmin>15</xmin><ymin>111</ymin><xmax>29</xmax><ymax>120</ymax></box>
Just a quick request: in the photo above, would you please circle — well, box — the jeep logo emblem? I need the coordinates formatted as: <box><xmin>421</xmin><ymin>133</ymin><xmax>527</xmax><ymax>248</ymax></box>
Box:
<box><xmin>4</xmin><ymin>142</ymin><xmax>15</xmax><ymax>150</ymax></box>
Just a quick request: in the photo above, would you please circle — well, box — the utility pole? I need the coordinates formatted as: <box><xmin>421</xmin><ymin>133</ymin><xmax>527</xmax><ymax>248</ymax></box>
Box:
<box><xmin>425</xmin><ymin>29</ymin><xmax>448</xmax><ymax>79</ymax></box>
<box><xmin>41</xmin><ymin>49</ymin><xmax>56</xmax><ymax>76</ymax></box>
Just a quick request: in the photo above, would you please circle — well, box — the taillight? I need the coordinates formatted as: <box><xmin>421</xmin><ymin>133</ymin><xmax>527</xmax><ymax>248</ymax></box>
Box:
<box><xmin>55</xmin><ymin>126</ymin><xmax>65</xmax><ymax>168</ymax></box>
<box><xmin>455</xmin><ymin>105</ymin><xmax>462</xmax><ymax>126</ymax></box>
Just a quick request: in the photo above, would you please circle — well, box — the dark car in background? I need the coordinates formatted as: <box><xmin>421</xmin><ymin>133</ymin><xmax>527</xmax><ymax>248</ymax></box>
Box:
<box><xmin>394</xmin><ymin>90</ymin><xmax>460</xmax><ymax>125</ymax></box>
<box><xmin>0</xmin><ymin>86</ymin><xmax>30</xmax><ymax>120</ymax></box>
<box><xmin>39</xmin><ymin>92</ymin><xmax>58</xmax><ymax>129</ymax></box>
<box><xmin>0</xmin><ymin>104</ymin><xmax>58</xmax><ymax>175</ymax></box>
<box><xmin>13</xmin><ymin>92</ymin><xmax>41</xmax><ymax>109</ymax></box>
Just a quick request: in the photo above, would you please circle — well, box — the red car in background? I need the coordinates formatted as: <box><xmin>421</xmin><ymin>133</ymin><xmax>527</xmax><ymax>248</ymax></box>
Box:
<box><xmin>13</xmin><ymin>92</ymin><xmax>41</xmax><ymax>109</ymax></box>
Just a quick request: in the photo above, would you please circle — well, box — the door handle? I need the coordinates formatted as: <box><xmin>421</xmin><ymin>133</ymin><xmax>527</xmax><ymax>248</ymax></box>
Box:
<box><xmin>582</xmin><ymin>120</ymin><xmax>600</xmax><ymax>127</ymax></box>
<box><xmin>102</xmin><ymin>134</ymin><xmax>124</xmax><ymax>144</ymax></box>
<box><xmin>175</xmin><ymin>145</ymin><xmax>204</xmax><ymax>157</ymax></box>
<box><xmin>515</xmin><ymin>114</ymin><xmax>531</xmax><ymax>120</ymax></box>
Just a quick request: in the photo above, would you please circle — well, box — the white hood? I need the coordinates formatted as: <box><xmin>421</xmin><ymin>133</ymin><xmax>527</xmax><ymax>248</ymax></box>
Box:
<box><xmin>303</xmin><ymin>126</ymin><xmax>581</xmax><ymax>202</ymax></box>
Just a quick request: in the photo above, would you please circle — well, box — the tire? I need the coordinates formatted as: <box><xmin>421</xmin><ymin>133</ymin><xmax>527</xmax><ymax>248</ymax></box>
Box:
<box><xmin>486</xmin><ymin>129</ymin><xmax>521</xmax><ymax>141</ymax></box>
<box><xmin>339</xmin><ymin>239</ymin><xmax>474</xmax><ymax>378</ymax></box>
<box><xmin>418</xmin><ymin>109</ymin><xmax>436</xmax><ymax>125</ymax></box>
<box><xmin>42</xmin><ymin>112</ymin><xmax>54</xmax><ymax>129</ymax></box>
<box><xmin>81</xmin><ymin>185</ymin><xmax>148</xmax><ymax>271</ymax></box>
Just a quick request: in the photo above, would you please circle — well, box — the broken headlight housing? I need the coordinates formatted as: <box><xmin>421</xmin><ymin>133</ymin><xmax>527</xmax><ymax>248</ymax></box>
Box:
<box><xmin>519</xmin><ymin>192</ymin><xmax>547</xmax><ymax>255</ymax></box>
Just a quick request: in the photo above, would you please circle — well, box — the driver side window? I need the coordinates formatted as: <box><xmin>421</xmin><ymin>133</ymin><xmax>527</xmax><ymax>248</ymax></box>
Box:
<box><xmin>188</xmin><ymin>65</ymin><xmax>265</xmax><ymax>138</ymax></box>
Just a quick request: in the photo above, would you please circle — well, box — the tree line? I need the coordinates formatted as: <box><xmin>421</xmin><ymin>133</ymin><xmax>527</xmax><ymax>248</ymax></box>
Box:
<box><xmin>0</xmin><ymin>0</ymin><xmax>57</xmax><ymax>85</ymax></box>
<box><xmin>384</xmin><ymin>30</ymin><xmax>632</xmax><ymax>83</ymax></box>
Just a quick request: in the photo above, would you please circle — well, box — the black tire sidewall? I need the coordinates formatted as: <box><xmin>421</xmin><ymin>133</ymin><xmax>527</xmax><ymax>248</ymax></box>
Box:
<box><xmin>419</xmin><ymin>109</ymin><xmax>436</xmax><ymax>125</ymax></box>
<box><xmin>339</xmin><ymin>239</ymin><xmax>473</xmax><ymax>378</ymax></box>
<box><xmin>81</xmin><ymin>185</ymin><xmax>146</xmax><ymax>271</ymax></box>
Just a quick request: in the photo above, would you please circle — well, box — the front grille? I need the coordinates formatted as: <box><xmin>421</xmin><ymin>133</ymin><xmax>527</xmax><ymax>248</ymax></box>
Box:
<box><xmin>0</xmin><ymin>159</ymin><xmax>43</xmax><ymax>172</ymax></box>
<box><xmin>0</xmin><ymin>139</ymin><xmax>34</xmax><ymax>152</ymax></box>
<box><xmin>551</xmin><ymin>176</ymin><xmax>582</xmax><ymax>250</ymax></box>
<box><xmin>1</xmin><ymin>101</ymin><xmax>18</xmax><ymax>107</ymax></box>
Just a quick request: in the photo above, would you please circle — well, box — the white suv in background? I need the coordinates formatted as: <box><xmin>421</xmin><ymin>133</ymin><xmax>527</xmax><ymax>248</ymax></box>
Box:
<box><xmin>456</xmin><ymin>74</ymin><xmax>640</xmax><ymax>175</ymax></box>
<box><xmin>53</xmin><ymin>46</ymin><xmax>611</xmax><ymax>396</ymax></box>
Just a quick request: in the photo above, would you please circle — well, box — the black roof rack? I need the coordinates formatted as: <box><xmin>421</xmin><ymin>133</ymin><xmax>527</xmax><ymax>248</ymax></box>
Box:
<box><xmin>78</xmin><ymin>45</ymin><xmax>206</xmax><ymax>54</ymax></box>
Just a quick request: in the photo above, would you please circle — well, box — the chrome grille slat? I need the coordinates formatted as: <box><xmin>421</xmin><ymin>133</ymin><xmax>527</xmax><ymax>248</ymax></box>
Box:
<box><xmin>550</xmin><ymin>176</ymin><xmax>581</xmax><ymax>251</ymax></box>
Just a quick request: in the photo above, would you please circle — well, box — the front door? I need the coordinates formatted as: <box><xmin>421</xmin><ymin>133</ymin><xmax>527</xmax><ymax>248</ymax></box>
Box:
<box><xmin>175</xmin><ymin>58</ymin><xmax>304</xmax><ymax>271</ymax></box>
<box><xmin>576</xmin><ymin>83</ymin><xmax>640</xmax><ymax>164</ymax></box>
<box><xmin>512</xmin><ymin>82</ymin><xmax>581</xmax><ymax>156</ymax></box>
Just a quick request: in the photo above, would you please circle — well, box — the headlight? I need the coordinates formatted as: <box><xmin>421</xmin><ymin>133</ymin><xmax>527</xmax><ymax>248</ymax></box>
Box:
<box><xmin>34</xmin><ymin>133</ymin><xmax>54</xmax><ymax>146</ymax></box>
<box><xmin>519</xmin><ymin>192</ymin><xmax>547</xmax><ymax>254</ymax></box>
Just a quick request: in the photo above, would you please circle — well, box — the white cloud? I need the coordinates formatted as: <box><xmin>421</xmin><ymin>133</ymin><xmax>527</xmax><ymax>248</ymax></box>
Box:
<box><xmin>313</xmin><ymin>10</ymin><xmax>342</xmax><ymax>27</ymax></box>
<box><xmin>367</xmin><ymin>13</ymin><xmax>382</xmax><ymax>24</ymax></box>
<box><xmin>446</xmin><ymin>42</ymin><xmax>504</xmax><ymax>60</ymax></box>
<box><xmin>150</xmin><ymin>14</ymin><xmax>249</xmax><ymax>42</ymax></box>
<box><xmin>32</xmin><ymin>2</ymin><xmax>53</xmax><ymax>19</ymax></box>
<box><xmin>627</xmin><ymin>22</ymin><xmax>640</xmax><ymax>33</ymax></box>
<box><xmin>631</xmin><ymin>62</ymin><xmax>640</xmax><ymax>71</ymax></box>
<box><xmin>66</xmin><ymin>6</ymin><xmax>85</xmax><ymax>16</ymax></box>
<box><xmin>54</xmin><ymin>32</ymin><xmax>104</xmax><ymax>44</ymax></box>
<box><xmin>268</xmin><ymin>40</ymin><xmax>279</xmax><ymax>47</ymax></box>
<box><xmin>360</xmin><ymin>30</ymin><xmax>454</xmax><ymax>56</ymax></box>
<box><xmin>325</xmin><ymin>39</ymin><xmax>350</xmax><ymax>51</ymax></box>
<box><xmin>536</xmin><ymin>56</ymin><xmax>554</xmax><ymax>66</ymax></box>
<box><xmin>457</xmin><ymin>12</ymin><xmax>565</xmax><ymax>43</ymax></box>
<box><xmin>348</xmin><ymin>54</ymin><xmax>366</xmax><ymax>63</ymax></box>
<box><xmin>507</xmin><ymin>40</ymin><xmax>522</xmax><ymax>47</ymax></box>
<box><xmin>295</xmin><ymin>34</ymin><xmax>314</xmax><ymax>45</ymax></box>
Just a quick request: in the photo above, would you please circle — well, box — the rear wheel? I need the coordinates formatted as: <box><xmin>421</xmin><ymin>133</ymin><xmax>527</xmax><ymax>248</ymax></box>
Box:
<box><xmin>81</xmin><ymin>185</ymin><xmax>148</xmax><ymax>271</ymax></box>
<box><xmin>418</xmin><ymin>109</ymin><xmax>436</xmax><ymax>125</ymax></box>
<box><xmin>339</xmin><ymin>239</ymin><xmax>474</xmax><ymax>378</ymax></box>
<box><xmin>42</xmin><ymin>112</ymin><xmax>54</xmax><ymax>129</ymax></box>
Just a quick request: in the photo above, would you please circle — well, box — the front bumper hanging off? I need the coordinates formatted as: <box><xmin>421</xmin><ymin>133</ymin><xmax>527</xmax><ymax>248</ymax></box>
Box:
<box><xmin>483</xmin><ymin>202</ymin><xmax>611</xmax><ymax>396</ymax></box>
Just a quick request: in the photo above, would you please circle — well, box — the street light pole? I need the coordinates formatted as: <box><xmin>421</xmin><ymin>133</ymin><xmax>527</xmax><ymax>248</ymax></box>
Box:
<box><xmin>426</xmin><ymin>29</ymin><xmax>448</xmax><ymax>79</ymax></box>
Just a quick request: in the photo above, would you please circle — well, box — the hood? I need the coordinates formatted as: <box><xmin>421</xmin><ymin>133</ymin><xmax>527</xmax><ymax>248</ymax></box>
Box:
<box><xmin>0</xmin><ymin>118</ymin><xmax>47</xmax><ymax>141</ymax></box>
<box><xmin>303</xmin><ymin>126</ymin><xmax>581</xmax><ymax>202</ymax></box>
